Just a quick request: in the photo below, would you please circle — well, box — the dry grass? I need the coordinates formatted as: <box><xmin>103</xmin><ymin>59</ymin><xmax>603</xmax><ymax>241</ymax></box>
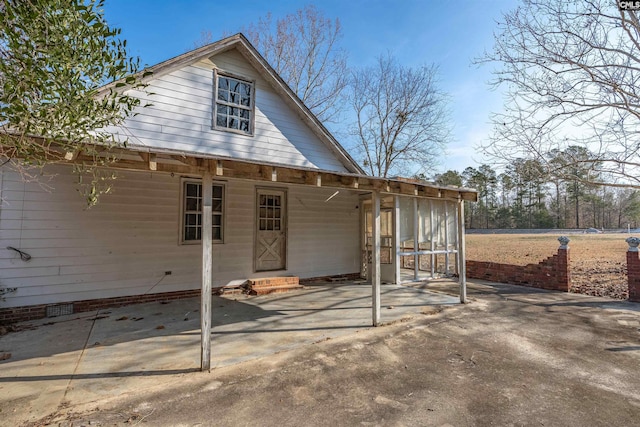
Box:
<box><xmin>466</xmin><ymin>233</ymin><xmax>629</xmax><ymax>299</ymax></box>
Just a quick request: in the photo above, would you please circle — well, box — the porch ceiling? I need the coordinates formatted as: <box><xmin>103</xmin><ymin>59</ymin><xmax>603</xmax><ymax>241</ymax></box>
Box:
<box><xmin>58</xmin><ymin>144</ymin><xmax>478</xmax><ymax>202</ymax></box>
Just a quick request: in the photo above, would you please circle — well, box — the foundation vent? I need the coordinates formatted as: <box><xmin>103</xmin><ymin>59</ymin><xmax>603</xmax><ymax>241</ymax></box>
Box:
<box><xmin>46</xmin><ymin>303</ymin><xmax>74</xmax><ymax>318</ymax></box>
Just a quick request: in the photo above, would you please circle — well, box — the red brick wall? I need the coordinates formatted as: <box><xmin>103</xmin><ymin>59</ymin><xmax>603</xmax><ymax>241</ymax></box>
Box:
<box><xmin>466</xmin><ymin>248</ymin><xmax>570</xmax><ymax>292</ymax></box>
<box><xmin>0</xmin><ymin>273</ymin><xmax>362</xmax><ymax>325</ymax></box>
<box><xmin>627</xmin><ymin>251</ymin><xmax>640</xmax><ymax>302</ymax></box>
<box><xmin>0</xmin><ymin>289</ymin><xmax>202</xmax><ymax>325</ymax></box>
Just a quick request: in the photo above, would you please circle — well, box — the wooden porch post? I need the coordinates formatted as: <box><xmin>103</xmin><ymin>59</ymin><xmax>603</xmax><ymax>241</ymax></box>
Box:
<box><xmin>372</xmin><ymin>191</ymin><xmax>381</xmax><ymax>326</ymax></box>
<box><xmin>457</xmin><ymin>197</ymin><xmax>467</xmax><ymax>303</ymax></box>
<box><xmin>430</xmin><ymin>200</ymin><xmax>435</xmax><ymax>278</ymax></box>
<box><xmin>393</xmin><ymin>195</ymin><xmax>401</xmax><ymax>285</ymax></box>
<box><xmin>444</xmin><ymin>202</ymin><xmax>450</xmax><ymax>275</ymax></box>
<box><xmin>201</xmin><ymin>170</ymin><xmax>213</xmax><ymax>371</ymax></box>
<box><xmin>413</xmin><ymin>197</ymin><xmax>419</xmax><ymax>281</ymax></box>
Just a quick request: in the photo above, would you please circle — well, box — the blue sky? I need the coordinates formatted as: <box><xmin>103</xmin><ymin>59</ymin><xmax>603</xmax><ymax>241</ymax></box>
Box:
<box><xmin>103</xmin><ymin>0</ymin><xmax>517</xmax><ymax>175</ymax></box>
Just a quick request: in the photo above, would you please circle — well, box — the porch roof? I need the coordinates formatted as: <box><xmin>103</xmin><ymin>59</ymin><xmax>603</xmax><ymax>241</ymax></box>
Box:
<box><xmin>63</xmin><ymin>144</ymin><xmax>478</xmax><ymax>202</ymax></box>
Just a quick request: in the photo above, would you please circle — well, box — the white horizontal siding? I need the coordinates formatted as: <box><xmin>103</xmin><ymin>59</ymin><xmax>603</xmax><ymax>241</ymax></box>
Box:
<box><xmin>0</xmin><ymin>166</ymin><xmax>360</xmax><ymax>308</ymax></box>
<box><xmin>287</xmin><ymin>187</ymin><xmax>360</xmax><ymax>277</ymax></box>
<box><xmin>106</xmin><ymin>49</ymin><xmax>349</xmax><ymax>172</ymax></box>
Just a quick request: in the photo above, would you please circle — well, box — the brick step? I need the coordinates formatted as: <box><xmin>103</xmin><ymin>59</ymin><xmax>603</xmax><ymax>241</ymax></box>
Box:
<box><xmin>249</xmin><ymin>284</ymin><xmax>305</xmax><ymax>296</ymax></box>
<box><xmin>248</xmin><ymin>277</ymin><xmax>299</xmax><ymax>289</ymax></box>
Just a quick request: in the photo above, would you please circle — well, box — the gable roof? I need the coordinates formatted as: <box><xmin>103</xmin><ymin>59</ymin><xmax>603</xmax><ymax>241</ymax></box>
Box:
<box><xmin>101</xmin><ymin>33</ymin><xmax>364</xmax><ymax>175</ymax></box>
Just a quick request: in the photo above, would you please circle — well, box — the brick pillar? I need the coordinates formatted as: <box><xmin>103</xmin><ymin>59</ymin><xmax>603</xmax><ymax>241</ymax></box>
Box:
<box><xmin>556</xmin><ymin>236</ymin><xmax>571</xmax><ymax>292</ymax></box>
<box><xmin>626</xmin><ymin>237</ymin><xmax>640</xmax><ymax>302</ymax></box>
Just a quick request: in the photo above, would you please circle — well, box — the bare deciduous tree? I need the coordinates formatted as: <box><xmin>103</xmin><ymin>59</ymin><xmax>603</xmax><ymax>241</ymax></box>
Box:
<box><xmin>241</xmin><ymin>5</ymin><xmax>347</xmax><ymax>123</ymax></box>
<box><xmin>349</xmin><ymin>54</ymin><xmax>450</xmax><ymax>177</ymax></box>
<box><xmin>479</xmin><ymin>0</ymin><xmax>640</xmax><ymax>188</ymax></box>
<box><xmin>193</xmin><ymin>29</ymin><xmax>213</xmax><ymax>49</ymax></box>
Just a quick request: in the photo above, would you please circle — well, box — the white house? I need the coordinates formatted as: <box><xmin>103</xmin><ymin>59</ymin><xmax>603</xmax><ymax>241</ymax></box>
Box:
<box><xmin>0</xmin><ymin>34</ymin><xmax>476</xmax><ymax>367</ymax></box>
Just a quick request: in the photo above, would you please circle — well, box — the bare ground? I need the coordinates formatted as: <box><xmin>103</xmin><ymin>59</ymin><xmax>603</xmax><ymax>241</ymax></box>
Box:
<box><xmin>466</xmin><ymin>233</ymin><xmax>630</xmax><ymax>299</ymax></box>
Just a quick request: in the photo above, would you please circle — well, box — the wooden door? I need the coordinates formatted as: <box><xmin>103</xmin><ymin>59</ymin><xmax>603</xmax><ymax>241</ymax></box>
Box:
<box><xmin>255</xmin><ymin>189</ymin><xmax>287</xmax><ymax>271</ymax></box>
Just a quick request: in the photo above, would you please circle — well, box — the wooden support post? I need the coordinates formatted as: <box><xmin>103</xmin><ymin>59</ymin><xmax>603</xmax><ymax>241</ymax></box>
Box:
<box><xmin>372</xmin><ymin>191</ymin><xmax>381</xmax><ymax>326</ymax></box>
<box><xmin>430</xmin><ymin>200</ymin><xmax>435</xmax><ymax>278</ymax></box>
<box><xmin>138</xmin><ymin>152</ymin><xmax>157</xmax><ymax>170</ymax></box>
<box><xmin>149</xmin><ymin>153</ymin><xmax>157</xmax><ymax>171</ymax></box>
<box><xmin>444</xmin><ymin>201</ymin><xmax>450</xmax><ymax>275</ymax></box>
<box><xmin>454</xmin><ymin>200</ymin><xmax>460</xmax><ymax>276</ymax></box>
<box><xmin>201</xmin><ymin>171</ymin><xmax>213</xmax><ymax>371</ymax></box>
<box><xmin>393</xmin><ymin>195</ymin><xmax>401</xmax><ymax>285</ymax></box>
<box><xmin>413</xmin><ymin>197</ymin><xmax>419</xmax><ymax>281</ymax></box>
<box><xmin>457</xmin><ymin>198</ymin><xmax>467</xmax><ymax>304</ymax></box>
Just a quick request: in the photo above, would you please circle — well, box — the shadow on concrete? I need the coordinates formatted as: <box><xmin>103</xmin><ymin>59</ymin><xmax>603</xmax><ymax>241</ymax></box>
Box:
<box><xmin>606</xmin><ymin>346</ymin><xmax>640</xmax><ymax>352</ymax></box>
<box><xmin>0</xmin><ymin>282</ymin><xmax>457</xmax><ymax>371</ymax></box>
<box><xmin>0</xmin><ymin>368</ymin><xmax>201</xmax><ymax>382</ymax></box>
<box><xmin>0</xmin><ymin>294</ymin><xmax>286</xmax><ymax>365</ymax></box>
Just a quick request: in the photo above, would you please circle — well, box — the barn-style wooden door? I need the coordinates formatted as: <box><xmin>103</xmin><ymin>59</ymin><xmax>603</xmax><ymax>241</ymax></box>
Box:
<box><xmin>255</xmin><ymin>188</ymin><xmax>287</xmax><ymax>271</ymax></box>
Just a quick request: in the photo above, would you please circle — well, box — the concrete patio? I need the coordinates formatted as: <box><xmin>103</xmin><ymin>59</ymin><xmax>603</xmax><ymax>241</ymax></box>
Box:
<box><xmin>0</xmin><ymin>280</ymin><xmax>458</xmax><ymax>425</ymax></box>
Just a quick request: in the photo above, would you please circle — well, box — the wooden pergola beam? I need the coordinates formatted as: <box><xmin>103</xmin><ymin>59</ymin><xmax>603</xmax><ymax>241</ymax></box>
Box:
<box><xmin>63</xmin><ymin>145</ymin><xmax>478</xmax><ymax>202</ymax></box>
<box><xmin>139</xmin><ymin>152</ymin><xmax>157</xmax><ymax>171</ymax></box>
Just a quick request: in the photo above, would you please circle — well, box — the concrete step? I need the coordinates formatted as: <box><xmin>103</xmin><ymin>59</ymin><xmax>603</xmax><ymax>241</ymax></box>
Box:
<box><xmin>214</xmin><ymin>286</ymin><xmax>244</xmax><ymax>296</ymax></box>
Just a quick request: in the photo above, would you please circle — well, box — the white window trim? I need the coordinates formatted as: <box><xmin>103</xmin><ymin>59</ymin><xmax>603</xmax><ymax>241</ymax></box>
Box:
<box><xmin>212</xmin><ymin>69</ymin><xmax>256</xmax><ymax>136</ymax></box>
<box><xmin>179</xmin><ymin>178</ymin><xmax>226</xmax><ymax>245</ymax></box>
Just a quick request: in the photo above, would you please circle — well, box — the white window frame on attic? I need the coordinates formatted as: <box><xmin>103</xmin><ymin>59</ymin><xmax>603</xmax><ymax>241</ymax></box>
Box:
<box><xmin>213</xmin><ymin>69</ymin><xmax>255</xmax><ymax>136</ymax></box>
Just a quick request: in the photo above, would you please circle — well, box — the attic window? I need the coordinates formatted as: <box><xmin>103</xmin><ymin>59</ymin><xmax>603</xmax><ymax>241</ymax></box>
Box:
<box><xmin>213</xmin><ymin>71</ymin><xmax>254</xmax><ymax>135</ymax></box>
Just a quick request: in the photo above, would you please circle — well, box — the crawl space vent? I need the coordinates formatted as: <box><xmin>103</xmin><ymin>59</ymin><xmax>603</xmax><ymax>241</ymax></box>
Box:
<box><xmin>46</xmin><ymin>303</ymin><xmax>74</xmax><ymax>318</ymax></box>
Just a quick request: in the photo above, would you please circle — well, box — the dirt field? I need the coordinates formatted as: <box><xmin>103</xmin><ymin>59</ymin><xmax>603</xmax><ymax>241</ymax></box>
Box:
<box><xmin>466</xmin><ymin>233</ymin><xmax>630</xmax><ymax>299</ymax></box>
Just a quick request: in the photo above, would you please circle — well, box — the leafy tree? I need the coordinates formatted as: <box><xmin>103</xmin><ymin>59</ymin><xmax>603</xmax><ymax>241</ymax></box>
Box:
<box><xmin>494</xmin><ymin>206</ymin><xmax>513</xmax><ymax>228</ymax></box>
<box><xmin>444</xmin><ymin>159</ymin><xmax>640</xmax><ymax>230</ymax></box>
<box><xmin>549</xmin><ymin>146</ymin><xmax>600</xmax><ymax>228</ymax></box>
<box><xmin>546</xmin><ymin>151</ymin><xmax>568</xmax><ymax>228</ymax></box>
<box><xmin>349</xmin><ymin>54</ymin><xmax>451</xmax><ymax>177</ymax></box>
<box><xmin>0</xmin><ymin>0</ymin><xmax>146</xmax><ymax>206</ymax></box>
<box><xmin>462</xmin><ymin>167</ymin><xmax>478</xmax><ymax>228</ymax></box>
<box><xmin>434</xmin><ymin>170</ymin><xmax>463</xmax><ymax>187</ymax></box>
<box><xmin>494</xmin><ymin>172</ymin><xmax>515</xmax><ymax>228</ymax></box>
<box><xmin>477</xmin><ymin>164</ymin><xmax>498</xmax><ymax>228</ymax></box>
<box><xmin>620</xmin><ymin>190</ymin><xmax>640</xmax><ymax>228</ymax></box>
<box><xmin>463</xmin><ymin>165</ymin><xmax>497</xmax><ymax>228</ymax></box>
<box><xmin>497</xmin><ymin>172</ymin><xmax>514</xmax><ymax>209</ymax></box>
<box><xmin>479</xmin><ymin>0</ymin><xmax>640</xmax><ymax>188</ymax></box>
<box><xmin>518</xmin><ymin>159</ymin><xmax>547</xmax><ymax>228</ymax></box>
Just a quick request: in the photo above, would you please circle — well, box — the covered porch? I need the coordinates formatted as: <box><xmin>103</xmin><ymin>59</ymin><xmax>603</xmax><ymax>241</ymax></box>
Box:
<box><xmin>0</xmin><ymin>278</ymin><xmax>460</xmax><ymax>423</ymax></box>
<box><xmin>51</xmin><ymin>144</ymin><xmax>477</xmax><ymax>371</ymax></box>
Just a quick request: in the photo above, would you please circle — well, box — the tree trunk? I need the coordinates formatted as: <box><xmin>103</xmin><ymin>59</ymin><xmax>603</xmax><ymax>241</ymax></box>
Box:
<box><xmin>555</xmin><ymin>181</ymin><xmax>561</xmax><ymax>228</ymax></box>
<box><xmin>574</xmin><ymin>182</ymin><xmax>580</xmax><ymax>229</ymax></box>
